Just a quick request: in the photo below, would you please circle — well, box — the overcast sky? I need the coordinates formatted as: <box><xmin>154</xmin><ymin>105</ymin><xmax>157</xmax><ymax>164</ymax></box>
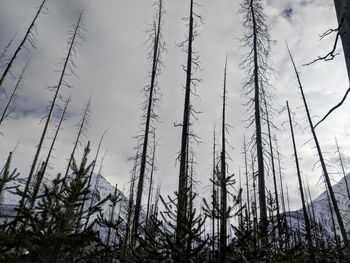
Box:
<box><xmin>0</xmin><ymin>0</ymin><xmax>349</xmax><ymax>211</ymax></box>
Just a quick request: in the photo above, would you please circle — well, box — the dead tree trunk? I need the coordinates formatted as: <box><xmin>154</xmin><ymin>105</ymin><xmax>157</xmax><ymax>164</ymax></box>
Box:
<box><xmin>325</xmin><ymin>182</ymin><xmax>338</xmax><ymax>242</ymax></box>
<box><xmin>0</xmin><ymin>36</ymin><xmax>15</xmax><ymax>65</ymax></box>
<box><xmin>241</xmin><ymin>0</ymin><xmax>272</xmax><ymax>240</ymax></box>
<box><xmin>145</xmin><ymin>132</ymin><xmax>157</xmax><ymax>231</ymax></box>
<box><xmin>176</xmin><ymin>0</ymin><xmax>194</xmax><ymax>252</ymax></box>
<box><xmin>286</xmin><ymin>100</ymin><xmax>313</xmax><ymax>250</ymax></box>
<box><xmin>219</xmin><ymin>58</ymin><xmax>228</xmax><ymax>263</ymax></box>
<box><xmin>123</xmin><ymin>150</ymin><xmax>138</xmax><ymax>259</ymax></box>
<box><xmin>244</xmin><ymin>137</ymin><xmax>251</xmax><ymax>229</ymax></box>
<box><xmin>0</xmin><ymin>0</ymin><xmax>47</xmax><ymax>89</ymax></box>
<box><xmin>18</xmin><ymin>11</ymin><xmax>84</xmax><ymax>214</ymax></box>
<box><xmin>61</xmin><ymin>97</ymin><xmax>91</xmax><ymax>189</ymax></box>
<box><xmin>133</xmin><ymin>0</ymin><xmax>164</xmax><ymax>240</ymax></box>
<box><xmin>0</xmin><ymin>60</ymin><xmax>29</xmax><ymax>126</ymax></box>
<box><xmin>211</xmin><ymin>128</ymin><xmax>217</xmax><ymax>261</ymax></box>
<box><xmin>288</xmin><ymin>47</ymin><xmax>350</xmax><ymax>258</ymax></box>
<box><xmin>333</xmin><ymin>0</ymin><xmax>350</xmax><ymax>81</ymax></box>
<box><xmin>27</xmin><ymin>96</ymin><xmax>70</xmax><ymax>212</ymax></box>
<box><xmin>335</xmin><ymin>137</ymin><xmax>350</xmax><ymax>203</ymax></box>
<box><xmin>264</xmin><ymin>100</ymin><xmax>282</xmax><ymax>245</ymax></box>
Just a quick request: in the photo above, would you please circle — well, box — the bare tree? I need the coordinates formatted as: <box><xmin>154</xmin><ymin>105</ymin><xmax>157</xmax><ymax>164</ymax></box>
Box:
<box><xmin>0</xmin><ymin>60</ymin><xmax>30</xmax><ymax>127</ymax></box>
<box><xmin>335</xmin><ymin>136</ymin><xmax>350</xmax><ymax>203</ymax></box>
<box><xmin>264</xmin><ymin>99</ymin><xmax>282</xmax><ymax>245</ymax></box>
<box><xmin>0</xmin><ymin>36</ymin><xmax>15</xmax><ymax>68</ymax></box>
<box><xmin>333</xmin><ymin>0</ymin><xmax>350</xmax><ymax>81</ymax></box>
<box><xmin>145</xmin><ymin>131</ymin><xmax>158</xmax><ymax>231</ymax></box>
<box><xmin>61</xmin><ymin>97</ymin><xmax>91</xmax><ymax>188</ymax></box>
<box><xmin>27</xmin><ymin>96</ymin><xmax>71</xmax><ymax>212</ymax></box>
<box><xmin>240</xmin><ymin>0</ymin><xmax>273</xmax><ymax>240</ymax></box>
<box><xmin>0</xmin><ymin>0</ymin><xmax>47</xmax><ymax>89</ymax></box>
<box><xmin>286</xmin><ymin>100</ymin><xmax>313</xmax><ymax>251</ymax></box>
<box><xmin>133</xmin><ymin>0</ymin><xmax>165</xmax><ymax>241</ymax></box>
<box><xmin>18</xmin><ymin>10</ymin><xmax>85</xmax><ymax>214</ymax></box>
<box><xmin>219</xmin><ymin>58</ymin><xmax>228</xmax><ymax>263</ymax></box>
<box><xmin>288</xmin><ymin>46</ymin><xmax>350</xmax><ymax>258</ymax></box>
<box><xmin>175</xmin><ymin>0</ymin><xmax>201</xmax><ymax>252</ymax></box>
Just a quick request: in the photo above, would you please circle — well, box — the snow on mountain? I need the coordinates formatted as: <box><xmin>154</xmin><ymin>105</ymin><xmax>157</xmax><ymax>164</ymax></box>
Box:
<box><xmin>286</xmin><ymin>174</ymin><xmax>350</xmax><ymax>238</ymax></box>
<box><xmin>0</xmin><ymin>173</ymin><xmax>131</xmax><ymax>240</ymax></box>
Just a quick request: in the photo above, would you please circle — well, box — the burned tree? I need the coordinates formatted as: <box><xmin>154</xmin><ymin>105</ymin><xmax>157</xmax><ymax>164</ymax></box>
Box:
<box><xmin>240</xmin><ymin>0</ymin><xmax>273</xmax><ymax>240</ymax></box>
<box><xmin>133</xmin><ymin>0</ymin><xmax>165</xmax><ymax>240</ymax></box>
<box><xmin>0</xmin><ymin>60</ymin><xmax>30</xmax><ymax>127</ymax></box>
<box><xmin>288</xmin><ymin>46</ymin><xmax>350</xmax><ymax>258</ymax></box>
<box><xmin>18</xmin><ymin>10</ymin><xmax>85</xmax><ymax>214</ymax></box>
<box><xmin>0</xmin><ymin>0</ymin><xmax>47</xmax><ymax>89</ymax></box>
<box><xmin>333</xmin><ymin>0</ymin><xmax>350</xmax><ymax>81</ymax></box>
<box><xmin>219</xmin><ymin>58</ymin><xmax>228</xmax><ymax>263</ymax></box>
<box><xmin>175</xmin><ymin>0</ymin><xmax>201</xmax><ymax>254</ymax></box>
<box><xmin>27</xmin><ymin>96</ymin><xmax>71</xmax><ymax>212</ymax></box>
<box><xmin>264</xmin><ymin>98</ymin><xmax>282</xmax><ymax>245</ymax></box>
<box><xmin>335</xmin><ymin>137</ymin><xmax>350</xmax><ymax>203</ymax></box>
<box><xmin>286</xmin><ymin>100</ymin><xmax>312</xmax><ymax>251</ymax></box>
<box><xmin>61</xmin><ymin>97</ymin><xmax>91</xmax><ymax>188</ymax></box>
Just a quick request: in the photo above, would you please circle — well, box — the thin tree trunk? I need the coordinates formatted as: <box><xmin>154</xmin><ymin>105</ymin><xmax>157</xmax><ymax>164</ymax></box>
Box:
<box><xmin>27</xmin><ymin>96</ymin><xmax>70</xmax><ymax>212</ymax></box>
<box><xmin>0</xmin><ymin>60</ymin><xmax>29</xmax><ymax>126</ymax></box>
<box><xmin>264</xmin><ymin>99</ymin><xmax>282</xmax><ymax>245</ymax></box>
<box><xmin>133</xmin><ymin>0</ymin><xmax>163</xmax><ymax>240</ymax></box>
<box><xmin>288</xmin><ymin>47</ymin><xmax>350</xmax><ymax>258</ymax></box>
<box><xmin>123</xmin><ymin>150</ymin><xmax>138</xmax><ymax>259</ymax></box>
<box><xmin>333</xmin><ymin>0</ymin><xmax>350</xmax><ymax>81</ymax></box>
<box><xmin>18</xmin><ymin>11</ymin><xmax>84</xmax><ymax>215</ymax></box>
<box><xmin>286</xmin><ymin>100</ymin><xmax>313</xmax><ymax>250</ymax></box>
<box><xmin>145</xmin><ymin>132</ymin><xmax>157</xmax><ymax>232</ymax></box>
<box><xmin>176</xmin><ymin>0</ymin><xmax>194</xmax><ymax>252</ymax></box>
<box><xmin>0</xmin><ymin>36</ymin><xmax>15</xmax><ymax>65</ymax></box>
<box><xmin>275</xmin><ymin>136</ymin><xmax>289</xmax><ymax>249</ymax></box>
<box><xmin>335</xmin><ymin>137</ymin><xmax>350</xmax><ymax>203</ymax></box>
<box><xmin>249</xmin><ymin>0</ymin><xmax>267</xmax><ymax>240</ymax></box>
<box><xmin>219</xmin><ymin>58</ymin><xmax>228</xmax><ymax>263</ymax></box>
<box><xmin>325</xmin><ymin>183</ymin><xmax>338</xmax><ymax>242</ymax></box>
<box><xmin>244</xmin><ymin>137</ymin><xmax>251</xmax><ymax>230</ymax></box>
<box><xmin>0</xmin><ymin>0</ymin><xmax>46</xmax><ymax>89</ymax></box>
<box><xmin>211</xmin><ymin>128</ymin><xmax>217</xmax><ymax>261</ymax></box>
<box><xmin>61</xmin><ymin>97</ymin><xmax>91</xmax><ymax>190</ymax></box>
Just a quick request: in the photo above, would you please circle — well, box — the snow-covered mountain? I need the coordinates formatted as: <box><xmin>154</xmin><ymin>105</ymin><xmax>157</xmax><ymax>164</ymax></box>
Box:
<box><xmin>0</xmin><ymin>173</ymin><xmax>130</xmax><ymax>239</ymax></box>
<box><xmin>286</xmin><ymin>174</ymin><xmax>350</xmax><ymax>238</ymax></box>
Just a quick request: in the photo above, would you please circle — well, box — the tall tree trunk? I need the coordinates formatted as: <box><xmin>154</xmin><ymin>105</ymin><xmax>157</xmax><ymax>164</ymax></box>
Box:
<box><xmin>219</xmin><ymin>58</ymin><xmax>228</xmax><ymax>263</ymax></box>
<box><xmin>176</xmin><ymin>0</ymin><xmax>194</xmax><ymax>253</ymax></box>
<box><xmin>27</xmin><ymin>96</ymin><xmax>70</xmax><ymax>212</ymax></box>
<box><xmin>145</xmin><ymin>132</ymin><xmax>157</xmax><ymax>232</ymax></box>
<box><xmin>333</xmin><ymin>0</ymin><xmax>350</xmax><ymax>81</ymax></box>
<box><xmin>123</xmin><ymin>150</ymin><xmax>138</xmax><ymax>260</ymax></box>
<box><xmin>286</xmin><ymin>100</ymin><xmax>313</xmax><ymax>250</ymax></box>
<box><xmin>82</xmin><ymin>129</ymin><xmax>108</xmax><ymax>230</ymax></box>
<box><xmin>18</xmin><ymin>11</ymin><xmax>84</xmax><ymax>215</ymax></box>
<box><xmin>244</xmin><ymin>137</ymin><xmax>251</xmax><ymax>229</ymax></box>
<box><xmin>249</xmin><ymin>0</ymin><xmax>267</xmax><ymax>240</ymax></box>
<box><xmin>325</xmin><ymin>183</ymin><xmax>338</xmax><ymax>242</ymax></box>
<box><xmin>335</xmin><ymin>137</ymin><xmax>350</xmax><ymax>203</ymax></box>
<box><xmin>0</xmin><ymin>0</ymin><xmax>46</xmax><ymax>89</ymax></box>
<box><xmin>133</xmin><ymin>0</ymin><xmax>163</xmax><ymax>240</ymax></box>
<box><xmin>264</xmin><ymin>99</ymin><xmax>282</xmax><ymax>245</ymax></box>
<box><xmin>0</xmin><ymin>60</ymin><xmax>29</xmax><ymax>126</ymax></box>
<box><xmin>275</xmin><ymin>136</ymin><xmax>289</xmax><ymax>249</ymax></box>
<box><xmin>61</xmin><ymin>97</ymin><xmax>91</xmax><ymax>190</ymax></box>
<box><xmin>288</xmin><ymin>47</ymin><xmax>350</xmax><ymax>258</ymax></box>
<box><xmin>211</xmin><ymin>128</ymin><xmax>217</xmax><ymax>261</ymax></box>
<box><xmin>286</xmin><ymin>185</ymin><xmax>294</xmax><ymax>247</ymax></box>
<box><xmin>0</xmin><ymin>36</ymin><xmax>15</xmax><ymax>65</ymax></box>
